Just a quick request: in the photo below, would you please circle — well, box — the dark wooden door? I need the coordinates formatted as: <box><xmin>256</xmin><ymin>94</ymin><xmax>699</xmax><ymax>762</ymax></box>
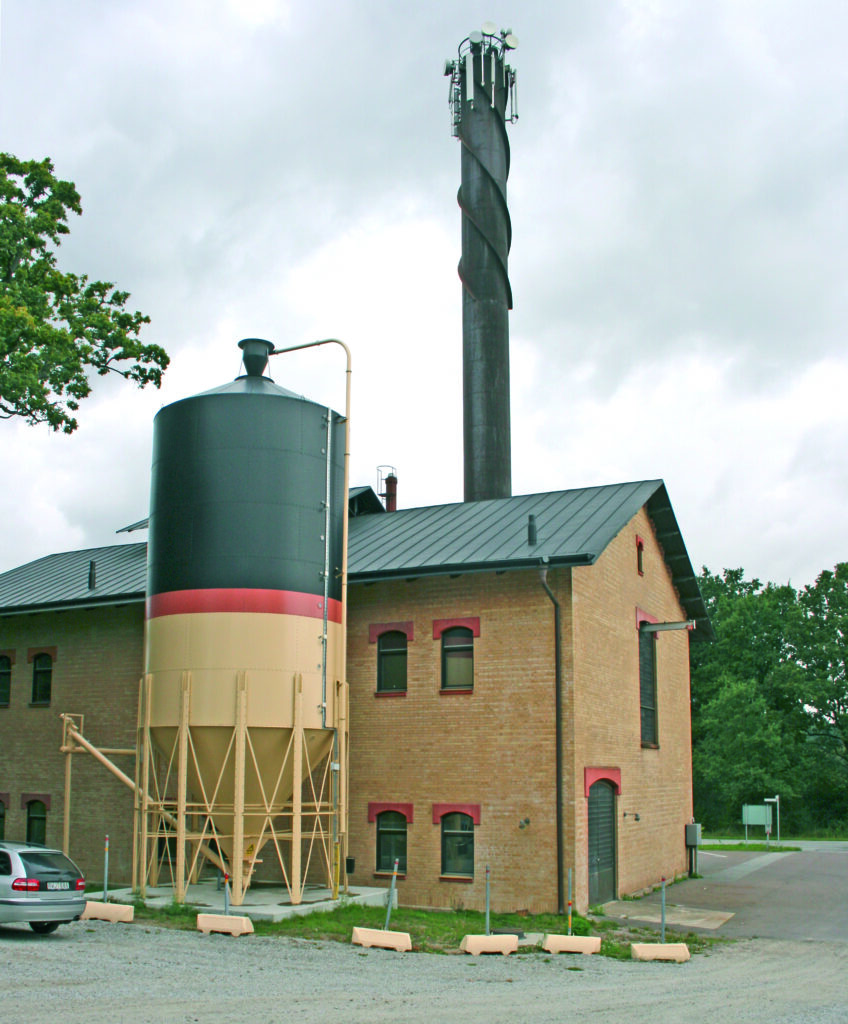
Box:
<box><xmin>588</xmin><ymin>780</ymin><xmax>616</xmax><ymax>905</ymax></box>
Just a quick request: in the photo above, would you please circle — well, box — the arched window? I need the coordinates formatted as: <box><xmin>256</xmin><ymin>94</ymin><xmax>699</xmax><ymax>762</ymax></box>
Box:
<box><xmin>441</xmin><ymin>627</ymin><xmax>474</xmax><ymax>690</ymax></box>
<box><xmin>0</xmin><ymin>655</ymin><xmax>11</xmax><ymax>706</ymax></box>
<box><xmin>377</xmin><ymin>631</ymin><xmax>407</xmax><ymax>693</ymax></box>
<box><xmin>26</xmin><ymin>800</ymin><xmax>47</xmax><ymax>846</ymax></box>
<box><xmin>31</xmin><ymin>653</ymin><xmax>53</xmax><ymax>705</ymax></box>
<box><xmin>441</xmin><ymin>811</ymin><xmax>474</xmax><ymax>877</ymax></box>
<box><xmin>376</xmin><ymin>810</ymin><xmax>408</xmax><ymax>873</ymax></box>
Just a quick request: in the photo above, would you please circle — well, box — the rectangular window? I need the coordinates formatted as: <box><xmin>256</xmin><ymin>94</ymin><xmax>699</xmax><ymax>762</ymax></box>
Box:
<box><xmin>0</xmin><ymin>655</ymin><xmax>11</xmax><ymax>706</ymax></box>
<box><xmin>377</xmin><ymin>632</ymin><xmax>408</xmax><ymax>692</ymax></box>
<box><xmin>639</xmin><ymin>627</ymin><xmax>658</xmax><ymax>746</ymax></box>
<box><xmin>441</xmin><ymin>628</ymin><xmax>474</xmax><ymax>690</ymax></box>
<box><xmin>31</xmin><ymin>653</ymin><xmax>53</xmax><ymax>705</ymax></box>
<box><xmin>376</xmin><ymin>811</ymin><xmax>408</xmax><ymax>873</ymax></box>
<box><xmin>441</xmin><ymin>812</ymin><xmax>474</xmax><ymax>877</ymax></box>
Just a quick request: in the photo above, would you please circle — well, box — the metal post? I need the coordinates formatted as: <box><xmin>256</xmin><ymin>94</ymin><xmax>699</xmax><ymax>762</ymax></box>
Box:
<box><xmin>103</xmin><ymin>835</ymin><xmax>110</xmax><ymax>901</ymax></box>
<box><xmin>485</xmin><ymin>864</ymin><xmax>491</xmax><ymax>935</ymax></box>
<box><xmin>62</xmin><ymin>717</ymin><xmax>73</xmax><ymax>857</ymax></box>
<box><xmin>661</xmin><ymin>877</ymin><xmax>666</xmax><ymax>943</ymax></box>
<box><xmin>567</xmin><ymin>867</ymin><xmax>573</xmax><ymax>935</ymax></box>
<box><xmin>384</xmin><ymin>858</ymin><xmax>399</xmax><ymax>931</ymax></box>
<box><xmin>224</xmin><ymin>873</ymin><xmax>231</xmax><ymax>916</ymax></box>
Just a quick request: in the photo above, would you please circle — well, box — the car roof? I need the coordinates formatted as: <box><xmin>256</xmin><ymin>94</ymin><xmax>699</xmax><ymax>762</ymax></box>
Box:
<box><xmin>0</xmin><ymin>840</ymin><xmax>60</xmax><ymax>853</ymax></box>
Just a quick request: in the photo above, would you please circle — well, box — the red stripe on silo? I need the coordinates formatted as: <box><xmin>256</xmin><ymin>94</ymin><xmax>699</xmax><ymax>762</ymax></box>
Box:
<box><xmin>146</xmin><ymin>589</ymin><xmax>342</xmax><ymax>622</ymax></box>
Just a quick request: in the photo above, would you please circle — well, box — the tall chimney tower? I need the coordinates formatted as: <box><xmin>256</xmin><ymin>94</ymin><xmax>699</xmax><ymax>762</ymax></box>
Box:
<box><xmin>445</xmin><ymin>26</ymin><xmax>519</xmax><ymax>502</ymax></box>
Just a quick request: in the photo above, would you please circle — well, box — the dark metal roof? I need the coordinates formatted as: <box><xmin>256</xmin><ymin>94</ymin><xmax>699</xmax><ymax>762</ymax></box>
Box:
<box><xmin>0</xmin><ymin>480</ymin><xmax>712</xmax><ymax>639</ymax></box>
<box><xmin>348</xmin><ymin>479</ymin><xmax>713</xmax><ymax>640</ymax></box>
<box><xmin>0</xmin><ymin>543</ymin><xmax>147</xmax><ymax>615</ymax></box>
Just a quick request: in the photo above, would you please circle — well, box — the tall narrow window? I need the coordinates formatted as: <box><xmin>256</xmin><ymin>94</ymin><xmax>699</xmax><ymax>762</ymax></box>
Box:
<box><xmin>0</xmin><ymin>799</ymin><xmax>6</xmax><ymax>840</ymax></box>
<box><xmin>26</xmin><ymin>800</ymin><xmax>47</xmax><ymax>846</ymax></box>
<box><xmin>0</xmin><ymin>655</ymin><xmax>11</xmax><ymax>706</ymax></box>
<box><xmin>441</xmin><ymin>627</ymin><xmax>474</xmax><ymax>690</ymax></box>
<box><xmin>639</xmin><ymin>627</ymin><xmax>658</xmax><ymax>746</ymax></box>
<box><xmin>441</xmin><ymin>812</ymin><xmax>474</xmax><ymax>877</ymax></box>
<box><xmin>31</xmin><ymin>653</ymin><xmax>52</xmax><ymax>705</ymax></box>
<box><xmin>377</xmin><ymin>631</ymin><xmax>408</xmax><ymax>692</ymax></box>
<box><xmin>636</xmin><ymin>535</ymin><xmax>645</xmax><ymax>575</ymax></box>
<box><xmin>376</xmin><ymin>810</ymin><xmax>408</xmax><ymax>873</ymax></box>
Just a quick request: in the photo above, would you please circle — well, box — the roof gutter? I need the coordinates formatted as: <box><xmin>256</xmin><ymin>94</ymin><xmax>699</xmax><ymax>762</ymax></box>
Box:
<box><xmin>0</xmin><ymin>595</ymin><xmax>145</xmax><ymax>617</ymax></box>
<box><xmin>349</xmin><ymin>552</ymin><xmax>594</xmax><ymax>586</ymax></box>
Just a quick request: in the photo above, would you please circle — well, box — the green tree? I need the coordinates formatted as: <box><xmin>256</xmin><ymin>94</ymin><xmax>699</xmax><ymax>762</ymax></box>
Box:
<box><xmin>796</xmin><ymin>564</ymin><xmax>848</xmax><ymax>772</ymax></box>
<box><xmin>691</xmin><ymin>565</ymin><xmax>848</xmax><ymax>833</ymax></box>
<box><xmin>0</xmin><ymin>154</ymin><xmax>168</xmax><ymax>433</ymax></box>
<box><xmin>690</xmin><ymin>569</ymin><xmax>808</xmax><ymax>830</ymax></box>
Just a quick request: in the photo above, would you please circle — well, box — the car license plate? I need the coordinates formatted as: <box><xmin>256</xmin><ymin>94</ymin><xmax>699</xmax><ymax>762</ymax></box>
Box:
<box><xmin>46</xmin><ymin>882</ymin><xmax>70</xmax><ymax>890</ymax></box>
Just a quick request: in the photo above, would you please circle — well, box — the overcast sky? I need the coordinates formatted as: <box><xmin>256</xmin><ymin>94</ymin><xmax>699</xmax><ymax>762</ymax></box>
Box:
<box><xmin>1</xmin><ymin>0</ymin><xmax>845</xmax><ymax>588</ymax></box>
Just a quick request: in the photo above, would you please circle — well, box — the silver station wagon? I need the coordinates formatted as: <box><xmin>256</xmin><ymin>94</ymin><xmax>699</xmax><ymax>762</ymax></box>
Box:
<box><xmin>0</xmin><ymin>840</ymin><xmax>87</xmax><ymax>934</ymax></box>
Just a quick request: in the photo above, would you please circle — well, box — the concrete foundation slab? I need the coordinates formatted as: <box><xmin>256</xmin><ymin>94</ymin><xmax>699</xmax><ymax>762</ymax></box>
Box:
<box><xmin>603</xmin><ymin>901</ymin><xmax>733</xmax><ymax>930</ymax></box>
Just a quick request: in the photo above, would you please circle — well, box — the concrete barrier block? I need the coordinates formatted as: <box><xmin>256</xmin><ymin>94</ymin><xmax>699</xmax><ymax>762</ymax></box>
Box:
<box><xmin>460</xmin><ymin>934</ymin><xmax>519</xmax><ymax>956</ymax></box>
<box><xmin>351</xmin><ymin>926</ymin><xmax>412</xmax><ymax>951</ymax></box>
<box><xmin>196</xmin><ymin>913</ymin><xmax>254</xmax><ymax>937</ymax></box>
<box><xmin>81</xmin><ymin>901</ymin><xmax>135</xmax><ymax>923</ymax></box>
<box><xmin>631</xmin><ymin>942</ymin><xmax>690</xmax><ymax>963</ymax></box>
<box><xmin>542</xmin><ymin>934</ymin><xmax>601</xmax><ymax>955</ymax></box>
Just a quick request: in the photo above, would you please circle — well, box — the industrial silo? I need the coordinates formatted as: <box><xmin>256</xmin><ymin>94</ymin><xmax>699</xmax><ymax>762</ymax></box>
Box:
<box><xmin>139</xmin><ymin>338</ymin><xmax>347</xmax><ymax>905</ymax></box>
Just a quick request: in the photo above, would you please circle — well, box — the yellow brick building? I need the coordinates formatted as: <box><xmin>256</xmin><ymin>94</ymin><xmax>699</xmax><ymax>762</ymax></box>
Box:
<box><xmin>0</xmin><ymin>479</ymin><xmax>709</xmax><ymax>913</ymax></box>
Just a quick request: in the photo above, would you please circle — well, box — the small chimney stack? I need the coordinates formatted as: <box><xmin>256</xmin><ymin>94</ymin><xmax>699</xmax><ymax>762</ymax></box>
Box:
<box><xmin>377</xmin><ymin>465</ymin><xmax>398</xmax><ymax>512</ymax></box>
<box><xmin>88</xmin><ymin>560</ymin><xmax>97</xmax><ymax>589</ymax></box>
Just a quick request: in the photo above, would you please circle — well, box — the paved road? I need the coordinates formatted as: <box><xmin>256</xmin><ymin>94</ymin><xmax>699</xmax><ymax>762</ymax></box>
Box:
<box><xmin>605</xmin><ymin>843</ymin><xmax>848</xmax><ymax>942</ymax></box>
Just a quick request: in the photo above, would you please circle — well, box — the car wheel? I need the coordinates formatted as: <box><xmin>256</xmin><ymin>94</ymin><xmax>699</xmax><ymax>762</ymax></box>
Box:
<box><xmin>29</xmin><ymin>921</ymin><xmax>61</xmax><ymax>935</ymax></box>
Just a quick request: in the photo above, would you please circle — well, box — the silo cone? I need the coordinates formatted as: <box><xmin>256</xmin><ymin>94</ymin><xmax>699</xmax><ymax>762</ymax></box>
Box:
<box><xmin>141</xmin><ymin>339</ymin><xmax>345</xmax><ymax>904</ymax></box>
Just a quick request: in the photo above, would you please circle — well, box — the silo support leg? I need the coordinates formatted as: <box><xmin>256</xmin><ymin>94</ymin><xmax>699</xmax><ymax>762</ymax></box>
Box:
<box><xmin>175</xmin><ymin>672</ymin><xmax>191</xmax><ymax>904</ymax></box>
<box><xmin>291</xmin><ymin>675</ymin><xmax>303</xmax><ymax>905</ymax></box>
<box><xmin>232</xmin><ymin>673</ymin><xmax>247</xmax><ymax>905</ymax></box>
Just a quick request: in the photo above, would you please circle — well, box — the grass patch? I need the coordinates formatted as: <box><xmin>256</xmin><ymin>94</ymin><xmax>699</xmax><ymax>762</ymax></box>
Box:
<box><xmin>124</xmin><ymin>897</ymin><xmax>717</xmax><ymax>958</ymax></box>
<box><xmin>253</xmin><ymin>904</ymin><xmax>591</xmax><ymax>954</ymax></box>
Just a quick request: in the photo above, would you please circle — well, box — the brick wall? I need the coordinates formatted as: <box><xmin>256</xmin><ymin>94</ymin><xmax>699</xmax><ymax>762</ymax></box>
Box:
<box><xmin>347</xmin><ymin>567</ymin><xmax>572</xmax><ymax>914</ymax></box>
<box><xmin>571</xmin><ymin>507</ymin><xmax>693</xmax><ymax>907</ymax></box>
<box><xmin>0</xmin><ymin>604</ymin><xmax>143</xmax><ymax>882</ymax></box>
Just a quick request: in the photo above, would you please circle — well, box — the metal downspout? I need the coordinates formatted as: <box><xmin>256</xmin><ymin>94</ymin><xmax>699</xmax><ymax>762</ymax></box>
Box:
<box><xmin>539</xmin><ymin>566</ymin><xmax>565</xmax><ymax>914</ymax></box>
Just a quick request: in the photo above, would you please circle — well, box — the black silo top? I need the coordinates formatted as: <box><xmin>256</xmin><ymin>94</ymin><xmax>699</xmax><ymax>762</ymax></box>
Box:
<box><xmin>148</xmin><ymin>375</ymin><xmax>345</xmax><ymax>603</ymax></box>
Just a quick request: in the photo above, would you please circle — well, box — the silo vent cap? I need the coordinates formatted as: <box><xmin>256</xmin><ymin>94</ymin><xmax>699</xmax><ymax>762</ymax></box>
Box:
<box><xmin>238</xmin><ymin>338</ymin><xmax>274</xmax><ymax>378</ymax></box>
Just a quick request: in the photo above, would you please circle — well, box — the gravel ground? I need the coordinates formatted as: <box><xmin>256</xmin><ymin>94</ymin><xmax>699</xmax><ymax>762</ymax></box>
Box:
<box><xmin>2</xmin><ymin>920</ymin><xmax>846</xmax><ymax>1024</ymax></box>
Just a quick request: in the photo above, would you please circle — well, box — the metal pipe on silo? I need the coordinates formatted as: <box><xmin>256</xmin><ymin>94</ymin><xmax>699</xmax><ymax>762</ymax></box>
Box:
<box><xmin>446</xmin><ymin>27</ymin><xmax>519</xmax><ymax>502</ymax></box>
